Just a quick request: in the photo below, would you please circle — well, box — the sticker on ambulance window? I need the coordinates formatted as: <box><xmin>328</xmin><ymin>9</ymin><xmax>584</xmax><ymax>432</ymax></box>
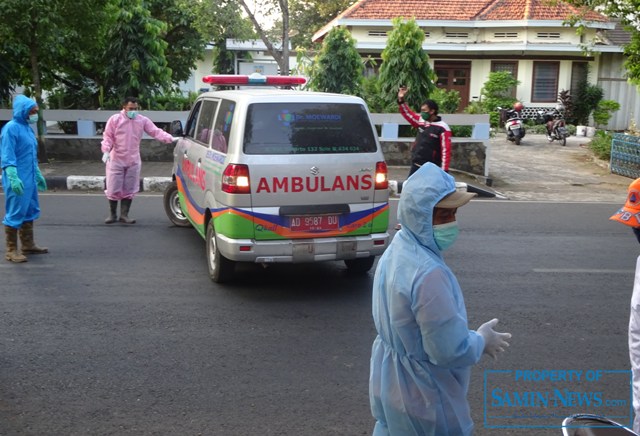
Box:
<box><xmin>243</xmin><ymin>103</ymin><xmax>377</xmax><ymax>155</ymax></box>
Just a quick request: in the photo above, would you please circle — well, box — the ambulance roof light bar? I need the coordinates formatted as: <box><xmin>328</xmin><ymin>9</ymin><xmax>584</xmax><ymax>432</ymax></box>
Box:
<box><xmin>202</xmin><ymin>73</ymin><xmax>307</xmax><ymax>87</ymax></box>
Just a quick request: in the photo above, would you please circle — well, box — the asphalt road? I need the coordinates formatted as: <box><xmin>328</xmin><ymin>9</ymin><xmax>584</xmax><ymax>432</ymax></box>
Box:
<box><xmin>0</xmin><ymin>193</ymin><xmax>637</xmax><ymax>435</ymax></box>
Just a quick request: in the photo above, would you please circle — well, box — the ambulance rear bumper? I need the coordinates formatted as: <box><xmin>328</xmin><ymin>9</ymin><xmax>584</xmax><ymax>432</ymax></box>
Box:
<box><xmin>216</xmin><ymin>233</ymin><xmax>389</xmax><ymax>263</ymax></box>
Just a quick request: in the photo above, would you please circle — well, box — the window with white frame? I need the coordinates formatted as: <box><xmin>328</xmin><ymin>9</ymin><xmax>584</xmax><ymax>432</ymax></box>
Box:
<box><xmin>368</xmin><ymin>31</ymin><xmax>387</xmax><ymax>37</ymax></box>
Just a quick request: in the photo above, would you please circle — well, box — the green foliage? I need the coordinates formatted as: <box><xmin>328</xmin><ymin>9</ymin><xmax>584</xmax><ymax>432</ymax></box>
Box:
<box><xmin>102</xmin><ymin>0</ymin><xmax>172</xmax><ymax>98</ymax></box>
<box><xmin>149</xmin><ymin>0</ymin><xmax>208</xmax><ymax>85</ymax></box>
<box><xmin>624</xmin><ymin>32</ymin><xmax>640</xmax><ymax>87</ymax></box>
<box><xmin>289</xmin><ymin>0</ymin><xmax>356</xmax><ymax>49</ymax></box>
<box><xmin>143</xmin><ymin>92</ymin><xmax>196</xmax><ymax>110</ymax></box>
<box><xmin>192</xmin><ymin>0</ymin><xmax>255</xmax><ymax>75</ymax></box>
<box><xmin>0</xmin><ymin>0</ymin><xmax>243</xmax><ymax>109</ymax></box>
<box><xmin>593</xmin><ymin>99</ymin><xmax>621</xmax><ymax>128</ymax></box>
<box><xmin>378</xmin><ymin>18</ymin><xmax>436</xmax><ymax>109</ymax></box>
<box><xmin>588</xmin><ymin>129</ymin><xmax>613</xmax><ymax>161</ymax></box>
<box><xmin>361</xmin><ymin>75</ymin><xmax>395</xmax><ymax>113</ymax></box>
<box><xmin>0</xmin><ymin>47</ymin><xmax>17</xmax><ymax>106</ymax></box>
<box><xmin>480</xmin><ymin>71</ymin><xmax>520</xmax><ymax>121</ymax></box>
<box><xmin>309</xmin><ymin>26</ymin><xmax>363</xmax><ymax>95</ymax></box>
<box><xmin>571</xmin><ymin>79</ymin><xmax>604</xmax><ymax>125</ymax></box>
<box><xmin>430</xmin><ymin>88</ymin><xmax>461</xmax><ymax>114</ymax></box>
<box><xmin>564</xmin><ymin>0</ymin><xmax>640</xmax><ymax>84</ymax></box>
<box><xmin>463</xmin><ymin>101</ymin><xmax>484</xmax><ymax>114</ymax></box>
<box><xmin>450</xmin><ymin>125</ymin><xmax>473</xmax><ymax>137</ymax></box>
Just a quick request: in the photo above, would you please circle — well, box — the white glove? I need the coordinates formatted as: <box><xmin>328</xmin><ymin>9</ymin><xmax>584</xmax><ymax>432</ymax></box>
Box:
<box><xmin>171</xmin><ymin>136</ymin><xmax>181</xmax><ymax>143</ymax></box>
<box><xmin>477</xmin><ymin>318</ymin><xmax>511</xmax><ymax>360</ymax></box>
<box><xmin>102</xmin><ymin>151</ymin><xmax>110</xmax><ymax>164</ymax></box>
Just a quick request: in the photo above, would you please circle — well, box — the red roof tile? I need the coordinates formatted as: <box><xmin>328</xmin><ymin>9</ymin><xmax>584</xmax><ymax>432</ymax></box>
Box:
<box><xmin>339</xmin><ymin>0</ymin><xmax>607</xmax><ymax>22</ymax></box>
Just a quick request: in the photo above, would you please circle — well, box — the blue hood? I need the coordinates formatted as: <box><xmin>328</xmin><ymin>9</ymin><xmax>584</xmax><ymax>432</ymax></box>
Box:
<box><xmin>397</xmin><ymin>162</ymin><xmax>456</xmax><ymax>250</ymax></box>
<box><xmin>12</xmin><ymin>95</ymin><xmax>36</xmax><ymax>124</ymax></box>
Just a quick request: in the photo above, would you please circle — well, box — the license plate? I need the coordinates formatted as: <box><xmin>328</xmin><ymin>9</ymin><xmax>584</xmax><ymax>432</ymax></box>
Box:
<box><xmin>290</xmin><ymin>215</ymin><xmax>339</xmax><ymax>232</ymax></box>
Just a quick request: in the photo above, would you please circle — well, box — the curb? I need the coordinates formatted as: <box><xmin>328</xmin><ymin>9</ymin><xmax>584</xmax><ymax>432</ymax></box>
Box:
<box><xmin>42</xmin><ymin>176</ymin><xmax>172</xmax><ymax>192</ymax></box>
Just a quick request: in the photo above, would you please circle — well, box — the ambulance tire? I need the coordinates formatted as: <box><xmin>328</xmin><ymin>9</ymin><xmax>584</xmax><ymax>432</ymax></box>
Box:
<box><xmin>344</xmin><ymin>256</ymin><xmax>375</xmax><ymax>274</ymax></box>
<box><xmin>206</xmin><ymin>220</ymin><xmax>235</xmax><ymax>283</ymax></box>
<box><xmin>163</xmin><ymin>182</ymin><xmax>191</xmax><ymax>227</ymax></box>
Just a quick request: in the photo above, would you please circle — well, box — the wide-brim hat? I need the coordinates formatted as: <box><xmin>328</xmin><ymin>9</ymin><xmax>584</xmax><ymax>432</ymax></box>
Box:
<box><xmin>610</xmin><ymin>178</ymin><xmax>640</xmax><ymax>227</ymax></box>
<box><xmin>436</xmin><ymin>190</ymin><xmax>477</xmax><ymax>208</ymax></box>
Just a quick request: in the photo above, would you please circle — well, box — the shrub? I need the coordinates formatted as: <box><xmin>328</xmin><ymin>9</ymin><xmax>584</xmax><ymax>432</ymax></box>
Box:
<box><xmin>593</xmin><ymin>99</ymin><xmax>621</xmax><ymax>128</ymax></box>
<box><xmin>588</xmin><ymin>130</ymin><xmax>613</xmax><ymax>161</ymax></box>
<box><xmin>431</xmin><ymin>88</ymin><xmax>461</xmax><ymax>114</ymax></box>
<box><xmin>450</xmin><ymin>125</ymin><xmax>472</xmax><ymax>137</ymax></box>
<box><xmin>572</xmin><ymin>80</ymin><xmax>603</xmax><ymax>125</ymax></box>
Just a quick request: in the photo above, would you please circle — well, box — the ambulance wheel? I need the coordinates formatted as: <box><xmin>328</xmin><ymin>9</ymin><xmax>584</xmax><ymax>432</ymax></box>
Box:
<box><xmin>345</xmin><ymin>256</ymin><xmax>375</xmax><ymax>274</ymax></box>
<box><xmin>206</xmin><ymin>220</ymin><xmax>235</xmax><ymax>283</ymax></box>
<box><xmin>163</xmin><ymin>182</ymin><xmax>191</xmax><ymax>227</ymax></box>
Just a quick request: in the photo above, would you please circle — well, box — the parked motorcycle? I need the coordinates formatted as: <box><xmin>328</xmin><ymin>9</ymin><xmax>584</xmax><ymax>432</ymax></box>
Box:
<box><xmin>500</xmin><ymin>103</ymin><xmax>526</xmax><ymax>145</ymax></box>
<box><xmin>538</xmin><ymin>104</ymin><xmax>570</xmax><ymax>146</ymax></box>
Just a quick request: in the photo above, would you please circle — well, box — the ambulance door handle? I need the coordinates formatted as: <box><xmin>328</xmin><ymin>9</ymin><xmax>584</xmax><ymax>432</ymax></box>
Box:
<box><xmin>197</xmin><ymin>158</ymin><xmax>202</xmax><ymax>167</ymax></box>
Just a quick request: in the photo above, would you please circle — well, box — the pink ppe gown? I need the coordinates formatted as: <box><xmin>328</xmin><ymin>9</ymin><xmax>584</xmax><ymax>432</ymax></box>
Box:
<box><xmin>101</xmin><ymin>111</ymin><xmax>173</xmax><ymax>200</ymax></box>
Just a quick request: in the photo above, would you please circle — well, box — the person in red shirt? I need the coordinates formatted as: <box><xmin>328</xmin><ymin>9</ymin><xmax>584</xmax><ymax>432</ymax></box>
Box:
<box><xmin>390</xmin><ymin>87</ymin><xmax>453</xmax><ymax>229</ymax></box>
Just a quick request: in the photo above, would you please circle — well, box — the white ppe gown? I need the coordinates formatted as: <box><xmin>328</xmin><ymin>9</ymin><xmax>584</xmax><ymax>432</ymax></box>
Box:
<box><xmin>369</xmin><ymin>163</ymin><xmax>485</xmax><ymax>435</ymax></box>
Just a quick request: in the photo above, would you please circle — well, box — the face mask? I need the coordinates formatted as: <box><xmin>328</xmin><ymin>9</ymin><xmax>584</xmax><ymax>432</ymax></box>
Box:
<box><xmin>420</xmin><ymin>111</ymin><xmax>430</xmax><ymax>121</ymax></box>
<box><xmin>28</xmin><ymin>114</ymin><xmax>38</xmax><ymax>124</ymax></box>
<box><xmin>126</xmin><ymin>110</ymin><xmax>138</xmax><ymax>119</ymax></box>
<box><xmin>433</xmin><ymin>221</ymin><xmax>459</xmax><ymax>251</ymax></box>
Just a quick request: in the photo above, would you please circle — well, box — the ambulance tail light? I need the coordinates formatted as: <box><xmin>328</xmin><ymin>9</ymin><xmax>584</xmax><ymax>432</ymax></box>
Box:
<box><xmin>374</xmin><ymin>161</ymin><xmax>388</xmax><ymax>190</ymax></box>
<box><xmin>222</xmin><ymin>164</ymin><xmax>251</xmax><ymax>194</ymax></box>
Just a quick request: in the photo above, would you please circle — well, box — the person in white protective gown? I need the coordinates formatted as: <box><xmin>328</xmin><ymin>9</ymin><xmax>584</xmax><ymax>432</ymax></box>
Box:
<box><xmin>610</xmin><ymin>177</ymin><xmax>640</xmax><ymax>433</ymax></box>
<box><xmin>369</xmin><ymin>163</ymin><xmax>512</xmax><ymax>436</ymax></box>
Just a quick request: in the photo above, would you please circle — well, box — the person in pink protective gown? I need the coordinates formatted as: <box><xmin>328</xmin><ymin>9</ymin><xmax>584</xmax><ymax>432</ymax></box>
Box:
<box><xmin>101</xmin><ymin>97</ymin><xmax>177</xmax><ymax>224</ymax></box>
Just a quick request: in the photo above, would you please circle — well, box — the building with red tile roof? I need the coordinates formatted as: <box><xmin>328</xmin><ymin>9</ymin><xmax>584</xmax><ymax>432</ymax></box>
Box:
<box><xmin>312</xmin><ymin>0</ymin><xmax>638</xmax><ymax>130</ymax></box>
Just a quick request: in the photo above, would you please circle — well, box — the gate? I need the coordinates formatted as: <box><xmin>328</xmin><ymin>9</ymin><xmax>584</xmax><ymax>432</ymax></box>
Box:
<box><xmin>611</xmin><ymin>133</ymin><xmax>640</xmax><ymax>178</ymax></box>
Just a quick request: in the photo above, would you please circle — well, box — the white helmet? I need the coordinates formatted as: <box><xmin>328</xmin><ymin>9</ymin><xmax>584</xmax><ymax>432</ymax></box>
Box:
<box><xmin>555</xmin><ymin>103</ymin><xmax>564</xmax><ymax>111</ymax></box>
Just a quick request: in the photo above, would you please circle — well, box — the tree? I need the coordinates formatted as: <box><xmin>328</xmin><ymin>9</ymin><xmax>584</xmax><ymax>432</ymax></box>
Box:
<box><xmin>377</xmin><ymin>18</ymin><xmax>436</xmax><ymax>111</ymax></box>
<box><xmin>191</xmin><ymin>0</ymin><xmax>255</xmax><ymax>75</ymax></box>
<box><xmin>288</xmin><ymin>0</ymin><xmax>357</xmax><ymax>49</ymax></box>
<box><xmin>480</xmin><ymin>71</ymin><xmax>520</xmax><ymax>112</ymax></box>
<box><xmin>572</xmin><ymin>78</ymin><xmax>604</xmax><ymax>125</ymax></box>
<box><xmin>149</xmin><ymin>0</ymin><xmax>209</xmax><ymax>85</ymax></box>
<box><xmin>308</xmin><ymin>27</ymin><xmax>363</xmax><ymax>95</ymax></box>
<box><xmin>237</xmin><ymin>0</ymin><xmax>292</xmax><ymax>74</ymax></box>
<box><xmin>101</xmin><ymin>0</ymin><xmax>172</xmax><ymax>100</ymax></box>
<box><xmin>566</xmin><ymin>0</ymin><xmax>640</xmax><ymax>85</ymax></box>
<box><xmin>0</xmin><ymin>0</ymin><xmax>108</xmax><ymax>160</ymax></box>
<box><xmin>0</xmin><ymin>46</ymin><xmax>18</xmax><ymax>106</ymax></box>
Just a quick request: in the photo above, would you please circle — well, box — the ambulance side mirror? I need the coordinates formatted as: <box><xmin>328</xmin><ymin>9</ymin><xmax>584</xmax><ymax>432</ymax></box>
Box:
<box><xmin>170</xmin><ymin>120</ymin><xmax>184</xmax><ymax>137</ymax></box>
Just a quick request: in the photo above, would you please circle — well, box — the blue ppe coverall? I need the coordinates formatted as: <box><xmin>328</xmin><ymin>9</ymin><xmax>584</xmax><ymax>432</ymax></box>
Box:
<box><xmin>1</xmin><ymin>95</ymin><xmax>40</xmax><ymax>228</ymax></box>
<box><xmin>369</xmin><ymin>163</ymin><xmax>484</xmax><ymax>436</ymax></box>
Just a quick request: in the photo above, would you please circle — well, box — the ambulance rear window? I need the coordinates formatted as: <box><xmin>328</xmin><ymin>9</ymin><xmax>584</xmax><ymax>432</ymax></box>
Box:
<box><xmin>243</xmin><ymin>102</ymin><xmax>377</xmax><ymax>154</ymax></box>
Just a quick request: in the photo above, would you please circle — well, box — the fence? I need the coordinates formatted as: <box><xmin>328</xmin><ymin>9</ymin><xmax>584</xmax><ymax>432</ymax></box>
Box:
<box><xmin>611</xmin><ymin>133</ymin><xmax>640</xmax><ymax>179</ymax></box>
<box><xmin>1</xmin><ymin>109</ymin><xmax>492</xmax><ymax>179</ymax></box>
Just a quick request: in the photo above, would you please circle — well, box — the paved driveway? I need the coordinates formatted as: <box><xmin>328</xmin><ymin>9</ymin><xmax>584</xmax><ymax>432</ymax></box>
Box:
<box><xmin>487</xmin><ymin>133</ymin><xmax>630</xmax><ymax>202</ymax></box>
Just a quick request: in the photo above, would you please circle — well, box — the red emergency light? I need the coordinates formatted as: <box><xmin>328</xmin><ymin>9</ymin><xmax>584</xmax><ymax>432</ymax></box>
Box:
<box><xmin>202</xmin><ymin>73</ymin><xmax>307</xmax><ymax>87</ymax></box>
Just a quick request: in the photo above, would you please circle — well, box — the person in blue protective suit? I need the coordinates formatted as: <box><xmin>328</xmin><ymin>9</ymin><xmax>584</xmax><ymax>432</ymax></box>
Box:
<box><xmin>1</xmin><ymin>95</ymin><xmax>49</xmax><ymax>263</ymax></box>
<box><xmin>369</xmin><ymin>163</ymin><xmax>511</xmax><ymax>436</ymax></box>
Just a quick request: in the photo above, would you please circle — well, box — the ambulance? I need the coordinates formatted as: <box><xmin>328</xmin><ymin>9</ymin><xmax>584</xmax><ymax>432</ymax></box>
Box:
<box><xmin>164</xmin><ymin>74</ymin><xmax>390</xmax><ymax>283</ymax></box>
